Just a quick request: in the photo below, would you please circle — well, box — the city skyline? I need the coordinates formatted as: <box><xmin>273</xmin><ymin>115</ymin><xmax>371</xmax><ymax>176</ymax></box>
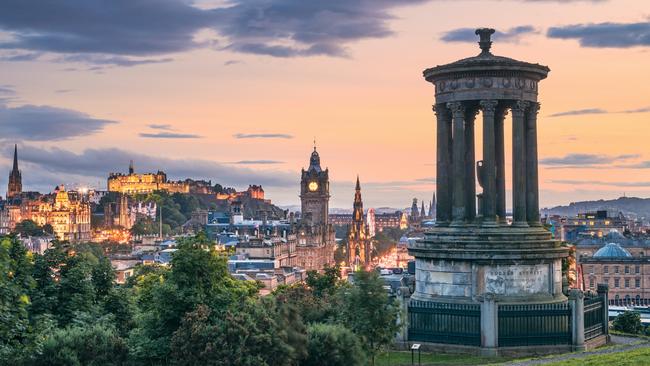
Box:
<box><xmin>1</xmin><ymin>0</ymin><xmax>649</xmax><ymax>208</ymax></box>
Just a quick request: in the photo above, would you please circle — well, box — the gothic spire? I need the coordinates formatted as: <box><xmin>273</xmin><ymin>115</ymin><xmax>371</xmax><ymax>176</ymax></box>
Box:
<box><xmin>355</xmin><ymin>175</ymin><xmax>361</xmax><ymax>191</ymax></box>
<box><xmin>7</xmin><ymin>143</ymin><xmax>22</xmax><ymax>199</ymax></box>
<box><xmin>12</xmin><ymin>144</ymin><xmax>18</xmax><ymax>171</ymax></box>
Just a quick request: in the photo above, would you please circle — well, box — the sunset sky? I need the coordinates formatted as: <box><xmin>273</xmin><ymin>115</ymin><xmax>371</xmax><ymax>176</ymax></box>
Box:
<box><xmin>1</xmin><ymin>0</ymin><xmax>649</xmax><ymax>210</ymax></box>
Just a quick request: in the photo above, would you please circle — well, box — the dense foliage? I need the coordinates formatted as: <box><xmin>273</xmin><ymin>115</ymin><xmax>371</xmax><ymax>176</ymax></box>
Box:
<box><xmin>613</xmin><ymin>311</ymin><xmax>643</xmax><ymax>334</ymax></box>
<box><xmin>0</xmin><ymin>233</ymin><xmax>401</xmax><ymax>365</ymax></box>
<box><xmin>13</xmin><ymin>220</ymin><xmax>53</xmax><ymax>237</ymax></box>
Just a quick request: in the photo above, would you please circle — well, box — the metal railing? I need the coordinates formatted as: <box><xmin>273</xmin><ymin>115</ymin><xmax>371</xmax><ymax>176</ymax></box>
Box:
<box><xmin>408</xmin><ymin>300</ymin><xmax>481</xmax><ymax>346</ymax></box>
<box><xmin>584</xmin><ymin>295</ymin><xmax>605</xmax><ymax>340</ymax></box>
<box><xmin>498</xmin><ymin>303</ymin><xmax>572</xmax><ymax>347</ymax></box>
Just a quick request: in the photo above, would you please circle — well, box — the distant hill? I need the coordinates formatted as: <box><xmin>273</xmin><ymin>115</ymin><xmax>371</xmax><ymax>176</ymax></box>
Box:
<box><xmin>541</xmin><ymin>197</ymin><xmax>650</xmax><ymax>219</ymax></box>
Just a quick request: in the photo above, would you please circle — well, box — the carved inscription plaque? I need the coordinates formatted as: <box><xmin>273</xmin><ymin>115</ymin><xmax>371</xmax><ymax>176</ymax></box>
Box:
<box><xmin>484</xmin><ymin>264</ymin><xmax>548</xmax><ymax>295</ymax></box>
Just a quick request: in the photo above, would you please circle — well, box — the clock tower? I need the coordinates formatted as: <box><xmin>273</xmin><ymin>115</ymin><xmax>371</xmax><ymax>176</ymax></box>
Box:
<box><xmin>300</xmin><ymin>146</ymin><xmax>329</xmax><ymax>226</ymax></box>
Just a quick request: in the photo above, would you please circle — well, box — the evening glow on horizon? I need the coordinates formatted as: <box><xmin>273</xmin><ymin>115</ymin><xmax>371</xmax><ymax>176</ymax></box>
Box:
<box><xmin>1</xmin><ymin>0</ymin><xmax>649</xmax><ymax>209</ymax></box>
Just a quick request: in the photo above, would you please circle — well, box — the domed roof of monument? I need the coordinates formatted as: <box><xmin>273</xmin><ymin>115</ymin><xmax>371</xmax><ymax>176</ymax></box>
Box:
<box><xmin>593</xmin><ymin>243</ymin><xmax>632</xmax><ymax>258</ymax></box>
<box><xmin>423</xmin><ymin>28</ymin><xmax>550</xmax><ymax>82</ymax></box>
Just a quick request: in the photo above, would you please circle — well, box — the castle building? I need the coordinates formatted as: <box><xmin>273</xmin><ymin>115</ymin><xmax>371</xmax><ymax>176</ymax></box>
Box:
<box><xmin>347</xmin><ymin>176</ymin><xmax>371</xmax><ymax>269</ymax></box>
<box><xmin>107</xmin><ymin>161</ymin><xmax>190</xmax><ymax>194</ymax></box>
<box><xmin>295</xmin><ymin>146</ymin><xmax>336</xmax><ymax>271</ymax></box>
<box><xmin>7</xmin><ymin>144</ymin><xmax>22</xmax><ymax>199</ymax></box>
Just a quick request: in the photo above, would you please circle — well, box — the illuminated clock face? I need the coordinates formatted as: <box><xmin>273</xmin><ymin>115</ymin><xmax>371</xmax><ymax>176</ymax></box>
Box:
<box><xmin>308</xmin><ymin>181</ymin><xmax>319</xmax><ymax>191</ymax></box>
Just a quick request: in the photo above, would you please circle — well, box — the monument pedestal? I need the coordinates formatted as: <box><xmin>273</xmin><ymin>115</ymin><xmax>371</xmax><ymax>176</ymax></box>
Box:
<box><xmin>409</xmin><ymin>226</ymin><xmax>568</xmax><ymax>304</ymax></box>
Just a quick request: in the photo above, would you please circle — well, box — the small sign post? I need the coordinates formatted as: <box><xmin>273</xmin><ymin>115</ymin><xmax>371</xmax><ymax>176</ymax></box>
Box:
<box><xmin>410</xmin><ymin>343</ymin><xmax>421</xmax><ymax>365</ymax></box>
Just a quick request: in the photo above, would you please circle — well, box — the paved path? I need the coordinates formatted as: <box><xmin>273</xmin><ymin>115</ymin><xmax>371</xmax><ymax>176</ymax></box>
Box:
<box><xmin>502</xmin><ymin>335</ymin><xmax>649</xmax><ymax>366</ymax></box>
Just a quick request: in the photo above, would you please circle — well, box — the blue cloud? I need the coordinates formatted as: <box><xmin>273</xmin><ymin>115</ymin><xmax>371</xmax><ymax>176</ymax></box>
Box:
<box><xmin>139</xmin><ymin>132</ymin><xmax>202</xmax><ymax>139</ymax></box>
<box><xmin>547</xmin><ymin>22</ymin><xmax>650</xmax><ymax>48</ymax></box>
<box><xmin>441</xmin><ymin>26</ymin><xmax>538</xmax><ymax>43</ymax></box>
<box><xmin>0</xmin><ymin>0</ymin><xmax>429</xmax><ymax>61</ymax></box>
<box><xmin>0</xmin><ymin>103</ymin><xmax>116</xmax><ymax>141</ymax></box>
<box><xmin>234</xmin><ymin>133</ymin><xmax>293</xmax><ymax>139</ymax></box>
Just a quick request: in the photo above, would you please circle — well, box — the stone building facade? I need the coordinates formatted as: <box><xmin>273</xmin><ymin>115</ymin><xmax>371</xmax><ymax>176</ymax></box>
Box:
<box><xmin>107</xmin><ymin>161</ymin><xmax>190</xmax><ymax>194</ymax></box>
<box><xmin>576</xmin><ymin>235</ymin><xmax>650</xmax><ymax>305</ymax></box>
<box><xmin>295</xmin><ymin>146</ymin><xmax>336</xmax><ymax>271</ymax></box>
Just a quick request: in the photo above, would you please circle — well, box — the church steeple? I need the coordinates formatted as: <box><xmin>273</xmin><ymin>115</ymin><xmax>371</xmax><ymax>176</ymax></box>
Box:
<box><xmin>348</xmin><ymin>175</ymin><xmax>370</xmax><ymax>269</ymax></box>
<box><xmin>12</xmin><ymin>144</ymin><xmax>18</xmax><ymax>171</ymax></box>
<box><xmin>7</xmin><ymin>144</ymin><xmax>22</xmax><ymax>199</ymax></box>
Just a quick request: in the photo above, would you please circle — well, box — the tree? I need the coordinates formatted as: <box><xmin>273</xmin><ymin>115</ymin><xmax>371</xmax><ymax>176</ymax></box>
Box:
<box><xmin>613</xmin><ymin>311</ymin><xmax>642</xmax><ymax>334</ymax></box>
<box><xmin>33</xmin><ymin>324</ymin><xmax>128</xmax><ymax>366</ymax></box>
<box><xmin>171</xmin><ymin>301</ymin><xmax>306</xmax><ymax>366</ymax></box>
<box><xmin>129</xmin><ymin>233</ymin><xmax>259</xmax><ymax>363</ymax></box>
<box><xmin>0</xmin><ymin>236</ymin><xmax>35</xmax><ymax>361</ymax></box>
<box><xmin>13</xmin><ymin>219</ymin><xmax>46</xmax><ymax>236</ymax></box>
<box><xmin>303</xmin><ymin>324</ymin><xmax>366</xmax><ymax>366</ymax></box>
<box><xmin>306</xmin><ymin>265</ymin><xmax>341</xmax><ymax>297</ymax></box>
<box><xmin>340</xmin><ymin>270</ymin><xmax>400</xmax><ymax>366</ymax></box>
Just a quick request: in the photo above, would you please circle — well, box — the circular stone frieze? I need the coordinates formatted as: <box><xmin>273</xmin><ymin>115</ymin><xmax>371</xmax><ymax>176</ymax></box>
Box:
<box><xmin>502</xmin><ymin>78</ymin><xmax>511</xmax><ymax>88</ymax></box>
<box><xmin>438</xmin><ymin>81</ymin><xmax>446</xmax><ymax>91</ymax></box>
<box><xmin>515</xmin><ymin>78</ymin><xmax>525</xmax><ymax>89</ymax></box>
<box><xmin>464</xmin><ymin>78</ymin><xmax>475</xmax><ymax>88</ymax></box>
<box><xmin>450</xmin><ymin>80</ymin><xmax>459</xmax><ymax>90</ymax></box>
<box><xmin>481</xmin><ymin>77</ymin><xmax>493</xmax><ymax>87</ymax></box>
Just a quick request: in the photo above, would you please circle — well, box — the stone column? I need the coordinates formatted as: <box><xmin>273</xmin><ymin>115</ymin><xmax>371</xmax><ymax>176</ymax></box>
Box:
<box><xmin>526</xmin><ymin>102</ymin><xmax>541</xmax><ymax>226</ymax></box>
<box><xmin>448</xmin><ymin>101</ymin><xmax>466</xmax><ymax>226</ymax></box>
<box><xmin>434</xmin><ymin>104</ymin><xmax>452</xmax><ymax>226</ymax></box>
<box><xmin>495</xmin><ymin>107</ymin><xmax>507</xmax><ymax>224</ymax></box>
<box><xmin>597</xmin><ymin>284</ymin><xmax>610</xmax><ymax>339</ymax></box>
<box><xmin>569</xmin><ymin>289</ymin><xmax>585</xmax><ymax>351</ymax></box>
<box><xmin>511</xmin><ymin>101</ymin><xmax>529</xmax><ymax>227</ymax></box>
<box><xmin>465</xmin><ymin>108</ymin><xmax>478</xmax><ymax>223</ymax></box>
<box><xmin>480</xmin><ymin>100</ymin><xmax>498</xmax><ymax>226</ymax></box>
<box><xmin>480</xmin><ymin>293</ymin><xmax>498</xmax><ymax>356</ymax></box>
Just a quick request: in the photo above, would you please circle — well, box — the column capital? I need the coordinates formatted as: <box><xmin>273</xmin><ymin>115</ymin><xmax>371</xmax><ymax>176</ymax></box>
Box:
<box><xmin>527</xmin><ymin>102</ymin><xmax>541</xmax><ymax>117</ymax></box>
<box><xmin>479</xmin><ymin>100</ymin><xmax>498</xmax><ymax>114</ymax></box>
<box><xmin>512</xmin><ymin>100</ymin><xmax>530</xmax><ymax>114</ymax></box>
<box><xmin>433</xmin><ymin>104</ymin><xmax>450</xmax><ymax>117</ymax></box>
<box><xmin>447</xmin><ymin>101</ymin><xmax>465</xmax><ymax>116</ymax></box>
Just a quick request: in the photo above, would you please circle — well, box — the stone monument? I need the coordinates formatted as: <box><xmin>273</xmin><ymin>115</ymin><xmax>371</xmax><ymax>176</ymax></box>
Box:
<box><xmin>406</xmin><ymin>28</ymin><xmax>594</xmax><ymax>355</ymax></box>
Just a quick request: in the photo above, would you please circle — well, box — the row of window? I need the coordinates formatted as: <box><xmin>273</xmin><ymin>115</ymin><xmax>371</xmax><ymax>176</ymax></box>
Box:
<box><xmin>588</xmin><ymin>265</ymin><xmax>641</xmax><ymax>275</ymax></box>
<box><xmin>590</xmin><ymin>277</ymin><xmax>642</xmax><ymax>288</ymax></box>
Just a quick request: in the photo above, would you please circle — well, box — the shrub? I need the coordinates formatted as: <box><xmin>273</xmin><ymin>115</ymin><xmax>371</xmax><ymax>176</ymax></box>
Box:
<box><xmin>303</xmin><ymin>324</ymin><xmax>366</xmax><ymax>366</ymax></box>
<box><xmin>613</xmin><ymin>311</ymin><xmax>642</xmax><ymax>334</ymax></box>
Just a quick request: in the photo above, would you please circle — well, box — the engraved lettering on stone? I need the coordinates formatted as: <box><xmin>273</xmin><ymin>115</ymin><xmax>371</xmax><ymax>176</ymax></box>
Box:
<box><xmin>485</xmin><ymin>265</ymin><xmax>548</xmax><ymax>295</ymax></box>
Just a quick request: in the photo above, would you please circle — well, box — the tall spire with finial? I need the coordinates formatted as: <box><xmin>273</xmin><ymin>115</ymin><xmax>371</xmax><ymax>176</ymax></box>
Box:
<box><xmin>129</xmin><ymin>160</ymin><xmax>134</xmax><ymax>175</ymax></box>
<box><xmin>12</xmin><ymin>144</ymin><xmax>18</xmax><ymax>171</ymax></box>
<box><xmin>7</xmin><ymin>144</ymin><xmax>22</xmax><ymax>199</ymax></box>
